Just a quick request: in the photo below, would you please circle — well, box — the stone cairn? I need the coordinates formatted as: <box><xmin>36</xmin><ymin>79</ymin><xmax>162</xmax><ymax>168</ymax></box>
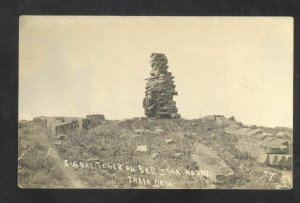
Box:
<box><xmin>143</xmin><ymin>53</ymin><xmax>181</xmax><ymax>119</ymax></box>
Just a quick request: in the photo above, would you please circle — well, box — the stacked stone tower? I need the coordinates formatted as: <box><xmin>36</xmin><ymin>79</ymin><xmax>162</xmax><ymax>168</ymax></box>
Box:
<box><xmin>143</xmin><ymin>53</ymin><xmax>180</xmax><ymax>119</ymax></box>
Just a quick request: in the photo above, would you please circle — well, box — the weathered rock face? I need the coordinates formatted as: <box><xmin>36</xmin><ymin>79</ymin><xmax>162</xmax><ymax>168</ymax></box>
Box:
<box><xmin>256</xmin><ymin>154</ymin><xmax>292</xmax><ymax>168</ymax></box>
<box><xmin>143</xmin><ymin>53</ymin><xmax>180</xmax><ymax>119</ymax></box>
<box><xmin>192</xmin><ymin>142</ymin><xmax>235</xmax><ymax>183</ymax></box>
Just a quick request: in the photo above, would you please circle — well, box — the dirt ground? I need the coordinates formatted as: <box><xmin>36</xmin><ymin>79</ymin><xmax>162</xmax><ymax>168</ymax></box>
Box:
<box><xmin>18</xmin><ymin>117</ymin><xmax>292</xmax><ymax>189</ymax></box>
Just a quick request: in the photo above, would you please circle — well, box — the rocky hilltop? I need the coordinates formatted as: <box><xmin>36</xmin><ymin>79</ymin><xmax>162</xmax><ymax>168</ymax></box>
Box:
<box><xmin>18</xmin><ymin>115</ymin><xmax>292</xmax><ymax>189</ymax></box>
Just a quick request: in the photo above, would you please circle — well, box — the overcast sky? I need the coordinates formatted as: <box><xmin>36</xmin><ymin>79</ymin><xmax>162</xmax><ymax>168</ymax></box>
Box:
<box><xmin>19</xmin><ymin>16</ymin><xmax>293</xmax><ymax>128</ymax></box>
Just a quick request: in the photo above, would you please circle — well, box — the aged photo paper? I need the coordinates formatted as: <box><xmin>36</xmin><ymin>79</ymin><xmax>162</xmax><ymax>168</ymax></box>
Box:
<box><xmin>18</xmin><ymin>16</ymin><xmax>293</xmax><ymax>189</ymax></box>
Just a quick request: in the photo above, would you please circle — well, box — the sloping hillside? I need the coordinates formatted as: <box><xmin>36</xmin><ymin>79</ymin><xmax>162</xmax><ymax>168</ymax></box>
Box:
<box><xmin>18</xmin><ymin>116</ymin><xmax>292</xmax><ymax>189</ymax></box>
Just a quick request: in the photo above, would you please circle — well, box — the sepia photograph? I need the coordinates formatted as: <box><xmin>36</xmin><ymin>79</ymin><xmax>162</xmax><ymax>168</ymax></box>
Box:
<box><xmin>18</xmin><ymin>16</ymin><xmax>293</xmax><ymax>189</ymax></box>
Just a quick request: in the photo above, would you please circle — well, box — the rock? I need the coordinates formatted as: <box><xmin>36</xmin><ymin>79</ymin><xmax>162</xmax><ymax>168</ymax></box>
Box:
<box><xmin>133</xmin><ymin>129</ymin><xmax>145</xmax><ymax>134</ymax></box>
<box><xmin>133</xmin><ymin>117</ymin><xmax>147</xmax><ymax>121</ymax></box>
<box><xmin>256</xmin><ymin>154</ymin><xmax>293</xmax><ymax>168</ymax></box>
<box><xmin>57</xmin><ymin>134</ymin><xmax>66</xmax><ymax>141</ymax></box>
<box><xmin>265</xmin><ymin>145</ymin><xmax>289</xmax><ymax>154</ymax></box>
<box><xmin>276</xmin><ymin>132</ymin><xmax>292</xmax><ymax>140</ymax></box>
<box><xmin>229</xmin><ymin>116</ymin><xmax>235</xmax><ymax>121</ymax></box>
<box><xmin>262</xmin><ymin>139</ymin><xmax>289</xmax><ymax>154</ymax></box>
<box><xmin>276</xmin><ymin>155</ymin><xmax>292</xmax><ymax>168</ymax></box>
<box><xmin>192</xmin><ymin>123</ymin><xmax>198</xmax><ymax>126</ymax></box>
<box><xmin>285</xmin><ymin>156</ymin><xmax>293</xmax><ymax>168</ymax></box>
<box><xmin>268</xmin><ymin>138</ymin><xmax>289</xmax><ymax>145</ymax></box>
<box><xmin>154</xmin><ymin>128</ymin><xmax>165</xmax><ymax>134</ymax></box>
<box><xmin>116</xmin><ymin>119</ymin><xmax>133</xmax><ymax>128</ymax></box>
<box><xmin>136</xmin><ymin>145</ymin><xmax>148</xmax><ymax>152</ymax></box>
<box><xmin>254</xmin><ymin>132</ymin><xmax>274</xmax><ymax>140</ymax></box>
<box><xmin>53</xmin><ymin>140</ymin><xmax>62</xmax><ymax>145</ymax></box>
<box><xmin>216</xmin><ymin>116</ymin><xmax>234</xmax><ymax>127</ymax></box>
<box><xmin>173</xmin><ymin>153</ymin><xmax>182</xmax><ymax>158</ymax></box>
<box><xmin>192</xmin><ymin>142</ymin><xmax>235</xmax><ymax>183</ymax></box>
<box><xmin>254</xmin><ymin>134</ymin><xmax>266</xmax><ymax>140</ymax></box>
<box><xmin>276</xmin><ymin>155</ymin><xmax>287</xmax><ymax>167</ymax></box>
<box><xmin>235</xmin><ymin>139</ymin><xmax>266</xmax><ymax>158</ymax></box>
<box><xmin>200</xmin><ymin>115</ymin><xmax>216</xmax><ymax>122</ymax></box>
<box><xmin>151</xmin><ymin>152</ymin><xmax>159</xmax><ymax>158</ymax></box>
<box><xmin>227</xmin><ymin>124</ymin><xmax>240</xmax><ymax>130</ymax></box>
<box><xmin>86</xmin><ymin>145</ymin><xmax>93</xmax><ymax>149</ymax></box>
<box><xmin>144</xmin><ymin>53</ymin><xmax>180</xmax><ymax>119</ymax></box>
<box><xmin>256</xmin><ymin>154</ymin><xmax>269</xmax><ymax>164</ymax></box>
<box><xmin>246</xmin><ymin>129</ymin><xmax>262</xmax><ymax>136</ymax></box>
<box><xmin>269</xmin><ymin>154</ymin><xmax>278</xmax><ymax>165</ymax></box>
<box><xmin>225</xmin><ymin>127</ymin><xmax>251</xmax><ymax>135</ymax></box>
<box><xmin>236</xmin><ymin>122</ymin><xmax>243</xmax><ymax>126</ymax></box>
<box><xmin>263</xmin><ymin>132</ymin><xmax>274</xmax><ymax>136</ymax></box>
<box><xmin>171</xmin><ymin>113</ymin><xmax>181</xmax><ymax>119</ymax></box>
<box><xmin>165</xmin><ymin>139</ymin><xmax>175</xmax><ymax>144</ymax></box>
<box><xmin>264</xmin><ymin>137</ymin><xmax>276</xmax><ymax>142</ymax></box>
<box><xmin>170</xmin><ymin>132</ymin><xmax>185</xmax><ymax>139</ymax></box>
<box><xmin>203</xmin><ymin>127</ymin><xmax>211</xmax><ymax>131</ymax></box>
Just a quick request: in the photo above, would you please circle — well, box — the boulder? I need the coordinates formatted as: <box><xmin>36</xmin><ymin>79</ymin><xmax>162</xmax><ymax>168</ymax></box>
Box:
<box><xmin>254</xmin><ymin>134</ymin><xmax>267</xmax><ymax>140</ymax></box>
<box><xmin>235</xmin><ymin>139</ymin><xmax>265</xmax><ymax>158</ymax></box>
<box><xmin>216</xmin><ymin>116</ymin><xmax>234</xmax><ymax>127</ymax></box>
<box><xmin>269</xmin><ymin>154</ymin><xmax>278</xmax><ymax>165</ymax></box>
<box><xmin>151</xmin><ymin>152</ymin><xmax>159</xmax><ymax>158</ymax></box>
<box><xmin>227</xmin><ymin>124</ymin><xmax>241</xmax><ymax>130</ymax></box>
<box><xmin>53</xmin><ymin>140</ymin><xmax>62</xmax><ymax>145</ymax></box>
<box><xmin>225</xmin><ymin>127</ymin><xmax>251</xmax><ymax>136</ymax></box>
<box><xmin>192</xmin><ymin>142</ymin><xmax>234</xmax><ymax>183</ymax></box>
<box><xmin>276</xmin><ymin>132</ymin><xmax>292</xmax><ymax>140</ymax></box>
<box><xmin>256</xmin><ymin>154</ymin><xmax>293</xmax><ymax>168</ymax></box>
<box><xmin>273</xmin><ymin>155</ymin><xmax>292</xmax><ymax>168</ymax></box>
<box><xmin>265</xmin><ymin>145</ymin><xmax>289</xmax><ymax>154</ymax></box>
<box><xmin>264</xmin><ymin>137</ymin><xmax>276</xmax><ymax>142</ymax></box>
<box><xmin>133</xmin><ymin>129</ymin><xmax>145</xmax><ymax>134</ymax></box>
<box><xmin>203</xmin><ymin>127</ymin><xmax>211</xmax><ymax>131</ymax></box>
<box><xmin>58</xmin><ymin>134</ymin><xmax>66</xmax><ymax>141</ymax></box>
<box><xmin>171</xmin><ymin>113</ymin><xmax>181</xmax><ymax>119</ymax></box>
<box><xmin>173</xmin><ymin>153</ymin><xmax>182</xmax><ymax>158</ymax></box>
<box><xmin>136</xmin><ymin>145</ymin><xmax>148</xmax><ymax>152</ymax></box>
<box><xmin>256</xmin><ymin>154</ymin><xmax>269</xmax><ymax>164</ymax></box>
<box><xmin>262</xmin><ymin>139</ymin><xmax>289</xmax><ymax>154</ymax></box>
<box><xmin>165</xmin><ymin>139</ymin><xmax>175</xmax><ymax>144</ymax></box>
<box><xmin>200</xmin><ymin>115</ymin><xmax>216</xmax><ymax>122</ymax></box>
<box><xmin>154</xmin><ymin>128</ymin><xmax>165</xmax><ymax>134</ymax></box>
<box><xmin>285</xmin><ymin>156</ymin><xmax>293</xmax><ymax>168</ymax></box>
<box><xmin>262</xmin><ymin>132</ymin><xmax>274</xmax><ymax>136</ymax></box>
<box><xmin>229</xmin><ymin>116</ymin><xmax>235</xmax><ymax>121</ymax></box>
<box><xmin>254</xmin><ymin>132</ymin><xmax>274</xmax><ymax>140</ymax></box>
<box><xmin>246</xmin><ymin>129</ymin><xmax>262</xmax><ymax>136</ymax></box>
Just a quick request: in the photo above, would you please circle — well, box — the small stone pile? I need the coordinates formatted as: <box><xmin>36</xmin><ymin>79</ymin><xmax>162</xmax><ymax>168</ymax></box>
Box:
<box><xmin>144</xmin><ymin>53</ymin><xmax>180</xmax><ymax>118</ymax></box>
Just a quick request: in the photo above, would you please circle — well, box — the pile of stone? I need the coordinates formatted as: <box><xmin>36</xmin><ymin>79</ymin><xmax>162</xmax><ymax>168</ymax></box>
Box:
<box><xmin>143</xmin><ymin>53</ymin><xmax>180</xmax><ymax>119</ymax></box>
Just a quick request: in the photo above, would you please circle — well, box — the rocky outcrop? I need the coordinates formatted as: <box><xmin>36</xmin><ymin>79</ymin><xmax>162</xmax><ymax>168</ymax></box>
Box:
<box><xmin>192</xmin><ymin>142</ymin><xmax>234</xmax><ymax>183</ymax></box>
<box><xmin>256</xmin><ymin>154</ymin><xmax>292</xmax><ymax>168</ymax></box>
<box><xmin>213</xmin><ymin>116</ymin><xmax>294</xmax><ymax>170</ymax></box>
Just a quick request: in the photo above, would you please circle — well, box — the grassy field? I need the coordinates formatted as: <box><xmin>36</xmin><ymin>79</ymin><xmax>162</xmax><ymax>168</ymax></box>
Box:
<box><xmin>18</xmin><ymin>117</ymin><xmax>292</xmax><ymax>189</ymax></box>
